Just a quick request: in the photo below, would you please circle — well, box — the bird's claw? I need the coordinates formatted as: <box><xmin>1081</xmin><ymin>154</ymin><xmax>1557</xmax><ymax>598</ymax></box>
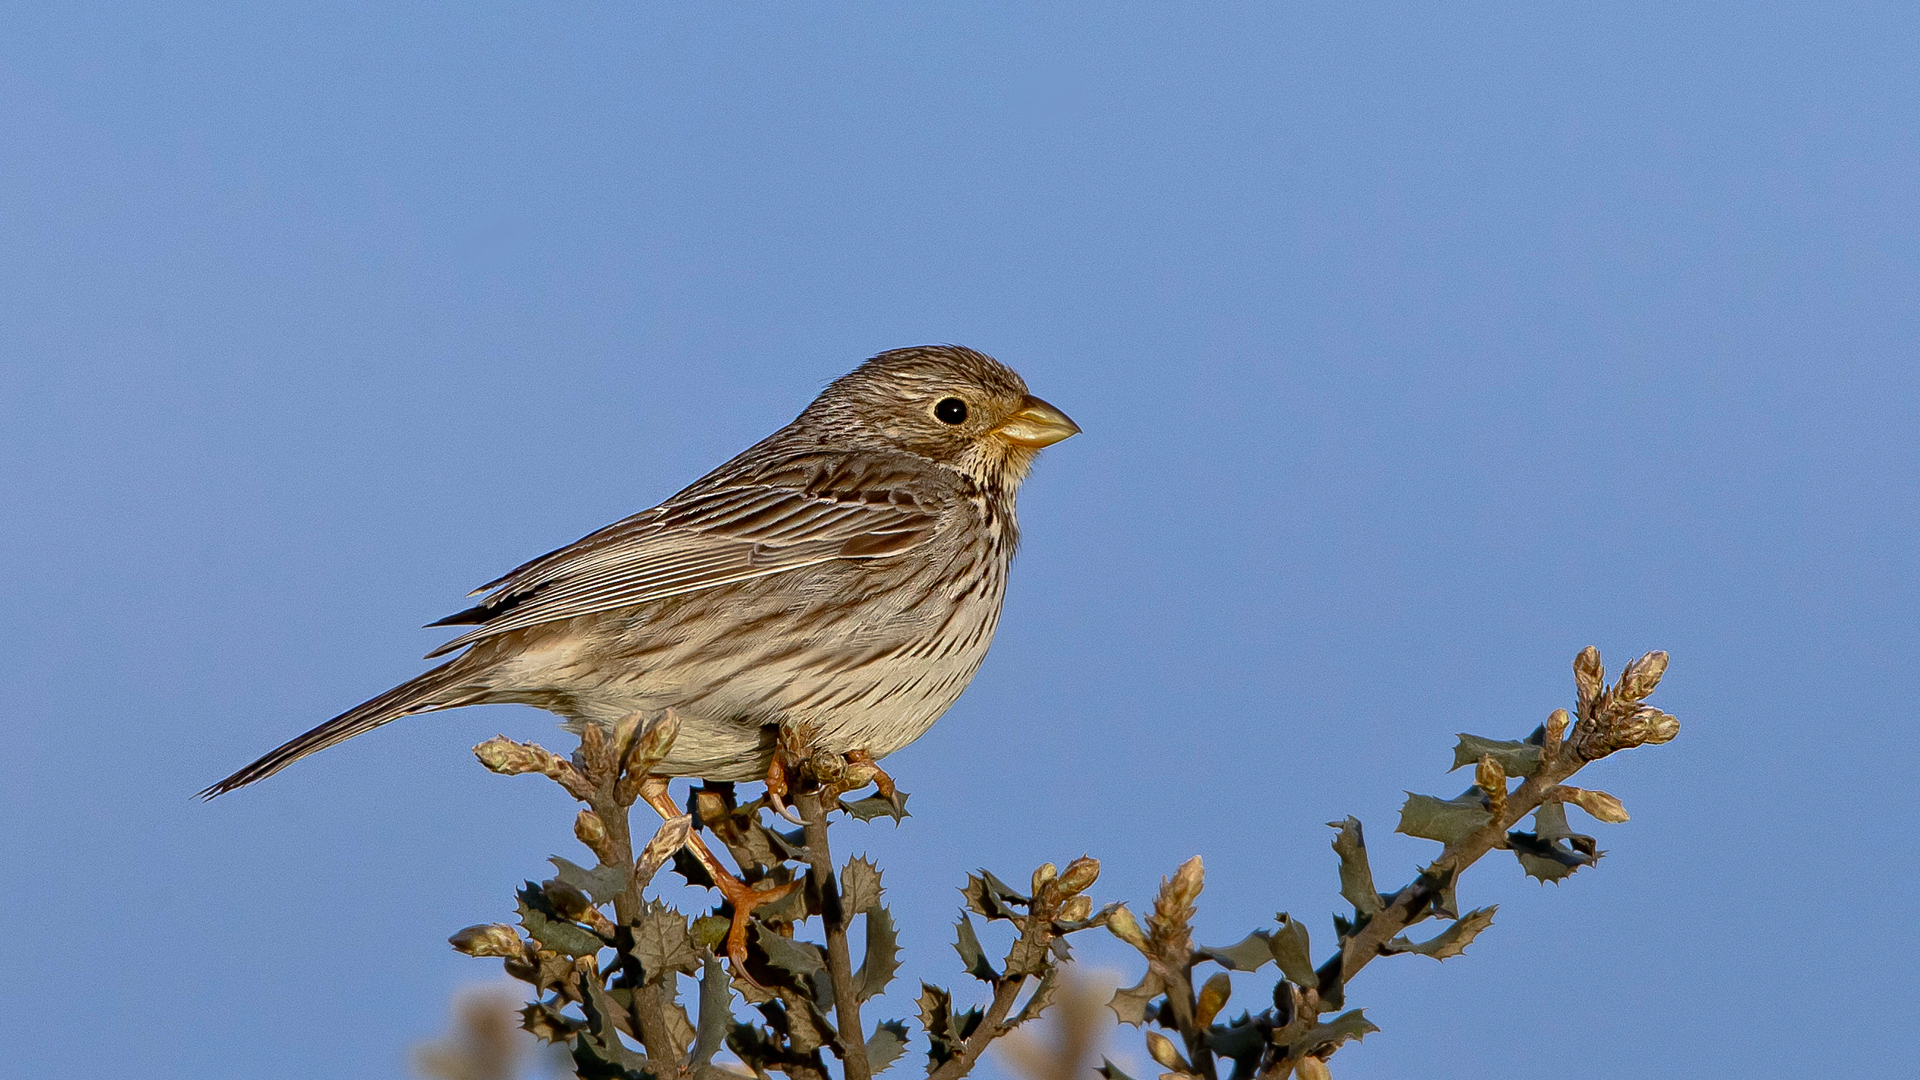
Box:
<box><xmin>716</xmin><ymin>874</ymin><xmax>803</xmax><ymax>978</ymax></box>
<box><xmin>764</xmin><ymin>754</ymin><xmax>807</xmax><ymax>825</ymax></box>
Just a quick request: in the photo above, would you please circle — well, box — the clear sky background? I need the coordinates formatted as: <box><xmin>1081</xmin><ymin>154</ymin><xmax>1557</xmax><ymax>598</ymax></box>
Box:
<box><xmin>4</xmin><ymin>4</ymin><xmax>1916</xmax><ymax>1078</ymax></box>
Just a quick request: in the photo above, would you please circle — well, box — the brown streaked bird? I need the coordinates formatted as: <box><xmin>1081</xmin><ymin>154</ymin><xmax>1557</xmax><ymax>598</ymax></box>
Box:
<box><xmin>200</xmin><ymin>345</ymin><xmax>1077</xmax><ymax>958</ymax></box>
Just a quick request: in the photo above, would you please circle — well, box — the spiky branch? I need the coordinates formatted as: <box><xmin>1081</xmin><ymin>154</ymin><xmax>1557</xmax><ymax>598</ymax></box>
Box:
<box><xmin>445</xmin><ymin>646</ymin><xmax>1678</xmax><ymax>1080</ymax></box>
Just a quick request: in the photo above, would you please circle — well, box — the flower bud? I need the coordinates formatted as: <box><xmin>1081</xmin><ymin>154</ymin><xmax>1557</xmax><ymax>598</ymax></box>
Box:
<box><xmin>574</xmin><ymin>810</ymin><xmax>613</xmax><ymax>861</ymax></box>
<box><xmin>1058</xmin><ymin>895</ymin><xmax>1093</xmax><ymax>923</ymax></box>
<box><xmin>638</xmin><ymin>814</ymin><xmax>692</xmax><ymax>877</ymax></box>
<box><xmin>1145</xmin><ymin>1031</ymin><xmax>1185</xmax><ymax>1071</ymax></box>
<box><xmin>1618</xmin><ymin>651</ymin><xmax>1668</xmax><ymax>703</ymax></box>
<box><xmin>1167</xmin><ymin>855</ymin><xmax>1204</xmax><ymax>911</ymax></box>
<box><xmin>1057</xmin><ymin>855</ymin><xmax>1101</xmax><ymax>897</ymax></box>
<box><xmin>1105</xmin><ymin>905</ymin><xmax>1150</xmax><ymax>950</ymax></box>
<box><xmin>1196</xmin><ymin>971</ymin><xmax>1232</xmax><ymax>1028</ymax></box>
<box><xmin>543</xmin><ymin>880</ymin><xmax>594</xmax><ymax>922</ymax></box>
<box><xmin>1475</xmin><ymin>755</ymin><xmax>1507</xmax><ymax>823</ymax></box>
<box><xmin>1543</xmin><ymin>708</ymin><xmax>1570</xmax><ymax>755</ymax></box>
<box><xmin>450</xmin><ymin>923</ymin><xmax>525</xmax><ymax>958</ymax></box>
<box><xmin>1559</xmin><ymin>786</ymin><xmax>1630</xmax><ymax>823</ymax></box>
<box><xmin>1573</xmin><ymin>646</ymin><xmax>1604</xmax><ymax>714</ymax></box>
<box><xmin>628</xmin><ymin>709</ymin><xmax>682</xmax><ymax>773</ymax></box>
<box><xmin>1295</xmin><ymin>1055</ymin><xmax>1331</xmax><ymax>1080</ymax></box>
<box><xmin>474</xmin><ymin>736</ymin><xmax>539</xmax><ymax>775</ymax></box>
<box><xmin>1031</xmin><ymin>862</ymin><xmax>1058</xmax><ymax>897</ymax></box>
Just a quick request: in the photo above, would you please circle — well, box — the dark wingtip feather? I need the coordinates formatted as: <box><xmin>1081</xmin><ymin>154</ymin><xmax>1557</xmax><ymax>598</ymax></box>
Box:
<box><xmin>425</xmin><ymin>605</ymin><xmax>489</xmax><ymax>627</ymax></box>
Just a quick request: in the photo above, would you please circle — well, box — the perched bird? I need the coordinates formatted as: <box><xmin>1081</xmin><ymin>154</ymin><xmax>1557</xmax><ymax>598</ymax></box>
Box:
<box><xmin>202</xmin><ymin>345</ymin><xmax>1078</xmax><ymax>800</ymax></box>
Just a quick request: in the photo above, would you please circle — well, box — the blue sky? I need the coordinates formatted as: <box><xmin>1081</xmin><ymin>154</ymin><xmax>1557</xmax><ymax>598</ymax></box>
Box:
<box><xmin>3</xmin><ymin>4</ymin><xmax>1916</xmax><ymax>1078</ymax></box>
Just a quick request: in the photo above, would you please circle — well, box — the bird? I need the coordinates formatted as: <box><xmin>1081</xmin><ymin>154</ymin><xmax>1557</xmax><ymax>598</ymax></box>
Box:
<box><xmin>200</xmin><ymin>345</ymin><xmax>1078</xmax><ymax>956</ymax></box>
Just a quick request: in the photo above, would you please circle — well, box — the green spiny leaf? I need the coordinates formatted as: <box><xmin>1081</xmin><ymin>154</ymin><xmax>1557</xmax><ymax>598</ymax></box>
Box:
<box><xmin>1289</xmin><ymin>1008</ymin><xmax>1379</xmax><ymax>1059</ymax></box>
<box><xmin>575</xmin><ymin>977</ymin><xmax>653</xmax><ymax>1079</ymax></box>
<box><xmin>842</xmin><ymin>856</ymin><xmax>884</xmax><ymax>916</ymax></box>
<box><xmin>1269</xmin><ymin>913</ymin><xmax>1315</xmax><ymax>986</ymax></box>
<box><xmin>755</xmin><ymin>923</ymin><xmax>827</xmax><ymax>979</ymax></box>
<box><xmin>841</xmin><ymin>792</ymin><xmax>910</xmax><ymax>822</ymax></box>
<box><xmin>1328</xmin><ymin>817</ymin><xmax>1383</xmax><ymax>915</ymax></box>
<box><xmin>1207</xmin><ymin>1017</ymin><xmax>1268</xmax><ymax>1077</ymax></box>
<box><xmin>1098</xmin><ymin>1059</ymin><xmax>1143</xmax><ymax>1080</ymax></box>
<box><xmin>1397</xmin><ymin>789</ymin><xmax>1494</xmax><ymax>845</ymax></box>
<box><xmin>691</xmin><ymin>949</ymin><xmax>732</xmax><ymax>1068</ymax></box>
<box><xmin>549</xmin><ymin>856</ymin><xmax>631</xmax><ymax>906</ymax></box>
<box><xmin>517</xmin><ymin>884</ymin><xmax>606</xmax><ymax>958</ymax></box>
<box><xmin>1450</xmin><ymin>734</ymin><xmax>1542</xmax><ymax>777</ymax></box>
<box><xmin>1384</xmin><ymin>906</ymin><xmax>1497</xmax><ymax>959</ymax></box>
<box><xmin>1107</xmin><ymin>971</ymin><xmax>1164</xmax><ymax>1027</ymax></box>
<box><xmin>856</xmin><ymin>905</ymin><xmax>901</xmax><ymax>1002</ymax></box>
<box><xmin>865</xmin><ymin>1019</ymin><xmax>910</xmax><ymax>1074</ymax></box>
<box><xmin>631</xmin><ymin>900</ymin><xmax>699</xmax><ymax>983</ymax></box>
<box><xmin>953</xmin><ymin>914</ymin><xmax>999</xmax><ymax>982</ymax></box>
<box><xmin>1510</xmin><ymin>802</ymin><xmax>1599</xmax><ymax>882</ymax></box>
<box><xmin>918</xmin><ymin>983</ymin><xmax>980</xmax><ymax>1069</ymax></box>
<box><xmin>519</xmin><ymin>1002</ymin><xmax>582</xmax><ymax>1044</ymax></box>
<box><xmin>1198</xmin><ymin>931</ymin><xmax>1275</xmax><ymax>972</ymax></box>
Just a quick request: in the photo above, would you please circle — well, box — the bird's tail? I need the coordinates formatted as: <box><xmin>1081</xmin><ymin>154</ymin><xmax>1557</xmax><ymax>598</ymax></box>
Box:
<box><xmin>198</xmin><ymin>660</ymin><xmax>478</xmax><ymax>798</ymax></box>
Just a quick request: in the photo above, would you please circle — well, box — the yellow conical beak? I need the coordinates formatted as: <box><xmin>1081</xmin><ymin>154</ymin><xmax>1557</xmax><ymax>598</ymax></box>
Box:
<box><xmin>991</xmin><ymin>395</ymin><xmax>1081</xmax><ymax>448</ymax></box>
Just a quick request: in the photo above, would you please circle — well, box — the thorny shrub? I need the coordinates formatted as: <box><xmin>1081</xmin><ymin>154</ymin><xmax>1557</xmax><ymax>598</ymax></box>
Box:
<box><xmin>446</xmin><ymin>646</ymin><xmax>1678</xmax><ymax>1079</ymax></box>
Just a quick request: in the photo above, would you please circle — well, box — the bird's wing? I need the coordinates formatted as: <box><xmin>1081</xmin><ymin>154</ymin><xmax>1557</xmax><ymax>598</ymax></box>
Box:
<box><xmin>423</xmin><ymin>456</ymin><xmax>944</xmax><ymax>657</ymax></box>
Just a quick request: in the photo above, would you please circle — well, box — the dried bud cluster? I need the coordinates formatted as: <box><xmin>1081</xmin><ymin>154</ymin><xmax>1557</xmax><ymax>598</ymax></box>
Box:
<box><xmin>1148</xmin><ymin>856</ymin><xmax>1204</xmax><ymax>958</ymax></box>
<box><xmin>1566</xmin><ymin>649</ymin><xmax>1681</xmax><ymax>760</ymax></box>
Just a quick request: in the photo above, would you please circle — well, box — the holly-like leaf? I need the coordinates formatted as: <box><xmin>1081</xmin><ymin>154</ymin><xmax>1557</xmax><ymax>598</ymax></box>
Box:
<box><xmin>663</xmin><ymin>1000</ymin><xmax>696</xmax><ymax>1060</ymax></box>
<box><xmin>671</xmin><ymin>847</ymin><xmax>716</xmax><ymax>889</ymax></box>
<box><xmin>691</xmin><ymin>949</ymin><xmax>732</xmax><ymax>1068</ymax></box>
<box><xmin>1509</xmin><ymin>802</ymin><xmax>1600</xmax><ymax>882</ymax></box>
<box><xmin>842</xmin><ymin>856</ymin><xmax>884</xmax><ymax>916</ymax></box>
<box><xmin>549</xmin><ymin>856</ymin><xmax>631</xmax><ymax>906</ymax></box>
<box><xmin>631</xmin><ymin>900</ymin><xmax>699</xmax><ymax>983</ymax></box>
<box><xmin>1397</xmin><ymin>789</ymin><xmax>1493</xmax><ymax>845</ymax></box>
<box><xmin>1107</xmin><ymin>971</ymin><xmax>1165</xmax><ymax>1026</ymax></box>
<box><xmin>1288</xmin><ymin>1008</ymin><xmax>1379</xmax><ymax>1059</ymax></box>
<box><xmin>1198</xmin><ymin>931</ymin><xmax>1275</xmax><ymax>972</ymax></box>
<box><xmin>953</xmin><ymin>914</ymin><xmax>999</xmax><ymax>982</ymax></box>
<box><xmin>1207</xmin><ymin>1017</ymin><xmax>1268</xmax><ymax>1078</ymax></box>
<box><xmin>755</xmin><ymin>923</ymin><xmax>828</xmax><ymax>979</ymax></box>
<box><xmin>520</xmin><ymin>1001</ymin><xmax>582</xmax><ymax>1044</ymax></box>
<box><xmin>865</xmin><ymin>1019</ymin><xmax>910</xmax><ymax>1074</ymax></box>
<box><xmin>1005</xmin><ymin>933</ymin><xmax>1052</xmax><ymax>979</ymax></box>
<box><xmin>1450</xmin><ymin>734</ymin><xmax>1542</xmax><ymax>777</ymax></box>
<box><xmin>1328</xmin><ymin>818</ymin><xmax>1382</xmax><ymax>915</ymax></box>
<box><xmin>1270</xmin><ymin>913</ymin><xmax>1315</xmax><ymax>986</ymax></box>
<box><xmin>1098</xmin><ymin>1059</ymin><xmax>1142</xmax><ymax>1080</ymax></box>
<box><xmin>918</xmin><ymin>983</ymin><xmax>981</xmax><ymax>1069</ymax></box>
<box><xmin>856</xmin><ymin>905</ymin><xmax>901</xmax><ymax>1002</ymax></box>
<box><xmin>517</xmin><ymin>885</ymin><xmax>606</xmax><ymax>958</ymax></box>
<box><xmin>961</xmin><ymin>870</ymin><xmax>1028</xmax><ymax>921</ymax></box>
<box><xmin>575</xmin><ymin>977</ymin><xmax>652</xmax><ymax>1079</ymax></box>
<box><xmin>1384</xmin><ymin>906</ymin><xmax>1497</xmax><ymax>960</ymax></box>
<box><xmin>841</xmin><ymin>792</ymin><xmax>910</xmax><ymax>822</ymax></box>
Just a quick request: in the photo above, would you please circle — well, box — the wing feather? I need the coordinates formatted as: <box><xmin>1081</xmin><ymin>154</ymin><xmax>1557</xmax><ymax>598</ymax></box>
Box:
<box><xmin>424</xmin><ymin>458</ymin><xmax>946</xmax><ymax>658</ymax></box>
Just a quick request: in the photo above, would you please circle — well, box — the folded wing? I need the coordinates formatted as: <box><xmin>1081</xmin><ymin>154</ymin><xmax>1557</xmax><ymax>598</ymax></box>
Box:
<box><xmin>424</xmin><ymin>455</ymin><xmax>943</xmax><ymax>657</ymax></box>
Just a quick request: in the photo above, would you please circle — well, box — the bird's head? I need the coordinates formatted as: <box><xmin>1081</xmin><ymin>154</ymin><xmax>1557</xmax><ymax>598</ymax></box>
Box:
<box><xmin>807</xmin><ymin>345</ymin><xmax>1080</xmax><ymax>491</ymax></box>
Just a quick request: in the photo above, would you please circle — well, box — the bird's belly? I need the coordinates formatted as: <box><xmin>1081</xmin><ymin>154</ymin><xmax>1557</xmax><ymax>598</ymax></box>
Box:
<box><xmin>491</xmin><ymin>566</ymin><xmax>1006</xmax><ymax>780</ymax></box>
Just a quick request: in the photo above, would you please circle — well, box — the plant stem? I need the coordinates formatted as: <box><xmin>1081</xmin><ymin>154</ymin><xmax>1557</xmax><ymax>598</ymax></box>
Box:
<box><xmin>794</xmin><ymin>789</ymin><xmax>873</xmax><ymax>1080</ymax></box>
<box><xmin>1322</xmin><ymin>751</ymin><xmax>1584</xmax><ymax>996</ymax></box>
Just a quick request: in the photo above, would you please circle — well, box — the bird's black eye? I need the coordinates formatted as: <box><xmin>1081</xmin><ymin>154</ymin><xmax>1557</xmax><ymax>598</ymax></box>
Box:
<box><xmin>934</xmin><ymin>397</ymin><xmax>968</xmax><ymax>425</ymax></box>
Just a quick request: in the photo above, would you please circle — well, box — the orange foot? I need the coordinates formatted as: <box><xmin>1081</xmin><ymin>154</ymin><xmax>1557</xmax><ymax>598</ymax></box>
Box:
<box><xmin>641</xmin><ymin>781</ymin><xmax>799</xmax><ymax>976</ymax></box>
<box><xmin>844</xmin><ymin>749</ymin><xmax>905</xmax><ymax>815</ymax></box>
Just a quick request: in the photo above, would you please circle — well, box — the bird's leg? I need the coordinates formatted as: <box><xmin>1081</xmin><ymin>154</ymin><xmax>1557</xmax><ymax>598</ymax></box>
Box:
<box><xmin>842</xmin><ymin>749</ymin><xmax>904</xmax><ymax>814</ymax></box>
<box><xmin>638</xmin><ymin>777</ymin><xmax>798</xmax><ymax>975</ymax></box>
